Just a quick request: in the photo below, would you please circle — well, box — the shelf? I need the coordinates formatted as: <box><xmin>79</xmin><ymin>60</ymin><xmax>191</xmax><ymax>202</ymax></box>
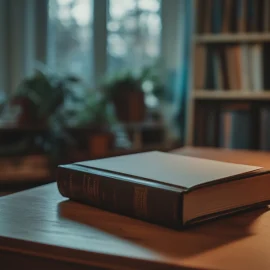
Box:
<box><xmin>193</xmin><ymin>90</ymin><xmax>270</xmax><ymax>100</ymax></box>
<box><xmin>194</xmin><ymin>33</ymin><xmax>270</xmax><ymax>43</ymax></box>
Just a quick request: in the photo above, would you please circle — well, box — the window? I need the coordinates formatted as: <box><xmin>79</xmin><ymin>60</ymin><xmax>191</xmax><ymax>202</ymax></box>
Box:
<box><xmin>107</xmin><ymin>0</ymin><xmax>161</xmax><ymax>74</ymax></box>
<box><xmin>47</xmin><ymin>0</ymin><xmax>161</xmax><ymax>84</ymax></box>
<box><xmin>47</xmin><ymin>0</ymin><xmax>94</xmax><ymax>83</ymax></box>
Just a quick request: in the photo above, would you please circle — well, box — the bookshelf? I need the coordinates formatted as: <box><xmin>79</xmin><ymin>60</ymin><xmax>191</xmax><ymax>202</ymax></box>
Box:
<box><xmin>185</xmin><ymin>0</ymin><xmax>270</xmax><ymax>149</ymax></box>
<box><xmin>195</xmin><ymin>33</ymin><xmax>270</xmax><ymax>43</ymax></box>
<box><xmin>193</xmin><ymin>90</ymin><xmax>270</xmax><ymax>100</ymax></box>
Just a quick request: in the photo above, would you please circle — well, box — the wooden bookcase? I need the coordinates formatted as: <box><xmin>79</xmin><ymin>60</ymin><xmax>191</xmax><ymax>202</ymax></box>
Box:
<box><xmin>185</xmin><ymin>0</ymin><xmax>270</xmax><ymax>149</ymax></box>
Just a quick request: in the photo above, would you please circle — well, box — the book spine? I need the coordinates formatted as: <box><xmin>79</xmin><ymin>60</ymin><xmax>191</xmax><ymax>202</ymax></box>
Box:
<box><xmin>57</xmin><ymin>166</ymin><xmax>183</xmax><ymax>229</ymax></box>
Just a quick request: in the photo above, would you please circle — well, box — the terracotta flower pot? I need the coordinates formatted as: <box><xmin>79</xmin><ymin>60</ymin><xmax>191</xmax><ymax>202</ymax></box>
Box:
<box><xmin>113</xmin><ymin>91</ymin><xmax>145</xmax><ymax>123</ymax></box>
<box><xmin>9</xmin><ymin>96</ymin><xmax>37</xmax><ymax>126</ymax></box>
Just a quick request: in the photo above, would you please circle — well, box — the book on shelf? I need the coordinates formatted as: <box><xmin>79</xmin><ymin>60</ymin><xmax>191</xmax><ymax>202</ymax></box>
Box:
<box><xmin>264</xmin><ymin>0</ymin><xmax>270</xmax><ymax>32</ymax></box>
<box><xmin>260</xmin><ymin>107</ymin><xmax>270</xmax><ymax>150</ymax></box>
<box><xmin>194</xmin><ymin>104</ymin><xmax>219</xmax><ymax>147</ymax></box>
<box><xmin>193</xmin><ymin>102</ymin><xmax>255</xmax><ymax>149</ymax></box>
<box><xmin>250</xmin><ymin>44</ymin><xmax>264</xmax><ymax>90</ymax></box>
<box><xmin>220</xmin><ymin>104</ymin><xmax>252</xmax><ymax>149</ymax></box>
<box><xmin>194</xmin><ymin>43</ymin><xmax>268</xmax><ymax>91</ymax></box>
<box><xmin>57</xmin><ymin>151</ymin><xmax>270</xmax><ymax>229</ymax></box>
<box><xmin>196</xmin><ymin>0</ymin><xmax>269</xmax><ymax>34</ymax></box>
<box><xmin>263</xmin><ymin>42</ymin><xmax>270</xmax><ymax>89</ymax></box>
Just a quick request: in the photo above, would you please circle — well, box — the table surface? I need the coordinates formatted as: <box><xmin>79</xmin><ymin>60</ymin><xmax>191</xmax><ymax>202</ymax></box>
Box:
<box><xmin>1</xmin><ymin>147</ymin><xmax>270</xmax><ymax>269</ymax></box>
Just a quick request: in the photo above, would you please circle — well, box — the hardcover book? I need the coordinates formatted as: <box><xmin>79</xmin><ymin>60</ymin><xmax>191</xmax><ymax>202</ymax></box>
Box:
<box><xmin>57</xmin><ymin>151</ymin><xmax>270</xmax><ymax>229</ymax></box>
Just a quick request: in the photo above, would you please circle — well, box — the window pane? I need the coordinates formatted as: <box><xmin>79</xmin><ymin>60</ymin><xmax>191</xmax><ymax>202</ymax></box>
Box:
<box><xmin>107</xmin><ymin>0</ymin><xmax>161</xmax><ymax>74</ymax></box>
<box><xmin>48</xmin><ymin>0</ymin><xmax>93</xmax><ymax>83</ymax></box>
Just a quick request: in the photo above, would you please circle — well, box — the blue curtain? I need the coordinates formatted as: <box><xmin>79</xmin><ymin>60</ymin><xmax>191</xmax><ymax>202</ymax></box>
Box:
<box><xmin>173</xmin><ymin>0</ymin><xmax>193</xmax><ymax>142</ymax></box>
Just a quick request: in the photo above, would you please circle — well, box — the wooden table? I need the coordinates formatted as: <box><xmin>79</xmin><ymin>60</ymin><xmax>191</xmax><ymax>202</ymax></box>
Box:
<box><xmin>1</xmin><ymin>147</ymin><xmax>270</xmax><ymax>269</ymax></box>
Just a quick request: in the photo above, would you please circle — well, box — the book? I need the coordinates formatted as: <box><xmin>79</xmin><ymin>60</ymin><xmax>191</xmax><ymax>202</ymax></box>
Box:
<box><xmin>232</xmin><ymin>46</ymin><xmax>242</xmax><ymax>90</ymax></box>
<box><xmin>212</xmin><ymin>47</ymin><xmax>223</xmax><ymax>89</ymax></box>
<box><xmin>230</xmin><ymin>0</ymin><xmax>238</xmax><ymax>32</ymax></box>
<box><xmin>57</xmin><ymin>151</ymin><xmax>270</xmax><ymax>229</ymax></box>
<box><xmin>237</xmin><ymin>0</ymin><xmax>247</xmax><ymax>32</ymax></box>
<box><xmin>194</xmin><ymin>45</ymin><xmax>206</xmax><ymax>89</ymax></box>
<box><xmin>219</xmin><ymin>103</ymin><xmax>252</xmax><ymax>149</ymax></box>
<box><xmin>246</xmin><ymin>0</ymin><xmax>255</xmax><ymax>31</ymax></box>
<box><xmin>219</xmin><ymin>46</ymin><xmax>230</xmax><ymax>89</ymax></box>
<box><xmin>264</xmin><ymin>0</ymin><xmax>270</xmax><ymax>32</ymax></box>
<box><xmin>260</xmin><ymin>107</ymin><xmax>270</xmax><ymax>150</ymax></box>
<box><xmin>205</xmin><ymin>46</ymin><xmax>216</xmax><ymax>89</ymax></box>
<box><xmin>240</xmin><ymin>44</ymin><xmax>250</xmax><ymax>90</ymax></box>
<box><xmin>195</xmin><ymin>0</ymin><xmax>205</xmax><ymax>33</ymax></box>
<box><xmin>250</xmin><ymin>44</ymin><xmax>263</xmax><ymax>91</ymax></box>
<box><xmin>226</xmin><ymin>46</ymin><xmax>236</xmax><ymax>89</ymax></box>
<box><xmin>222</xmin><ymin>0</ymin><xmax>233</xmax><ymax>32</ymax></box>
<box><xmin>194</xmin><ymin>104</ymin><xmax>207</xmax><ymax>146</ymax></box>
<box><xmin>263</xmin><ymin>42</ymin><xmax>270</xmax><ymax>89</ymax></box>
<box><xmin>212</xmin><ymin>0</ymin><xmax>223</xmax><ymax>33</ymax></box>
<box><xmin>203</xmin><ymin>0</ymin><xmax>212</xmax><ymax>33</ymax></box>
<box><xmin>196</xmin><ymin>0</ymin><xmax>270</xmax><ymax>34</ymax></box>
<box><xmin>255</xmin><ymin>0</ymin><xmax>264</xmax><ymax>32</ymax></box>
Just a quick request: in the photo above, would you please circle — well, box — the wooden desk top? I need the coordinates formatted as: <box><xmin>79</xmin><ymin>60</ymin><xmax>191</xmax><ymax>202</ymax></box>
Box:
<box><xmin>1</xmin><ymin>148</ymin><xmax>270</xmax><ymax>269</ymax></box>
<box><xmin>173</xmin><ymin>146</ymin><xmax>270</xmax><ymax>168</ymax></box>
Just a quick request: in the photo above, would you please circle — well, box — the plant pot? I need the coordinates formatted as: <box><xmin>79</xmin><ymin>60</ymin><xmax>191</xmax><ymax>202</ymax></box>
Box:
<box><xmin>66</xmin><ymin>127</ymin><xmax>115</xmax><ymax>161</ymax></box>
<box><xmin>113</xmin><ymin>91</ymin><xmax>145</xmax><ymax>123</ymax></box>
<box><xmin>88</xmin><ymin>131</ymin><xmax>115</xmax><ymax>159</ymax></box>
<box><xmin>9</xmin><ymin>96</ymin><xmax>37</xmax><ymax>126</ymax></box>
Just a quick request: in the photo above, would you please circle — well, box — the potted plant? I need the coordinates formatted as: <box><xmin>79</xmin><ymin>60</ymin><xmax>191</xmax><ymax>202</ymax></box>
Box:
<box><xmin>9</xmin><ymin>70</ymin><xmax>83</xmax><ymax>127</ymax></box>
<box><xmin>102</xmin><ymin>72</ymin><xmax>145</xmax><ymax>123</ymax></box>
<box><xmin>54</xmin><ymin>91</ymin><xmax>117</xmax><ymax>162</ymax></box>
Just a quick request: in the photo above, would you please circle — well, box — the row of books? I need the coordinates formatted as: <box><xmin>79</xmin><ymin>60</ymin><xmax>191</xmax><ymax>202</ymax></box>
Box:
<box><xmin>196</xmin><ymin>0</ymin><xmax>270</xmax><ymax>34</ymax></box>
<box><xmin>194</xmin><ymin>44</ymin><xmax>270</xmax><ymax>91</ymax></box>
<box><xmin>195</xmin><ymin>104</ymin><xmax>270</xmax><ymax>150</ymax></box>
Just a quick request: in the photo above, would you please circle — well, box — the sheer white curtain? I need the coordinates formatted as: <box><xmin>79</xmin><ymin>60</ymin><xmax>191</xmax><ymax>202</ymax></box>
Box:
<box><xmin>0</xmin><ymin>0</ymin><xmax>8</xmax><ymax>96</ymax></box>
<box><xmin>0</xmin><ymin>0</ymin><xmax>46</xmax><ymax>95</ymax></box>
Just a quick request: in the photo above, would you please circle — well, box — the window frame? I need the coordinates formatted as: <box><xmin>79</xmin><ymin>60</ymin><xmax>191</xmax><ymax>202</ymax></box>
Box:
<box><xmin>0</xmin><ymin>0</ymin><xmax>182</xmax><ymax>92</ymax></box>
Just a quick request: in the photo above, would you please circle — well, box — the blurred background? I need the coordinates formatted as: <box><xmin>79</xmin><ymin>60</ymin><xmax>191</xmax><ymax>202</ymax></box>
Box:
<box><xmin>0</xmin><ymin>0</ymin><xmax>269</xmax><ymax>192</ymax></box>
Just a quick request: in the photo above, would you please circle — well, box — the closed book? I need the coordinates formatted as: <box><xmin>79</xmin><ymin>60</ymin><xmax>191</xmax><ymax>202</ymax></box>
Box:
<box><xmin>57</xmin><ymin>151</ymin><xmax>270</xmax><ymax>229</ymax></box>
